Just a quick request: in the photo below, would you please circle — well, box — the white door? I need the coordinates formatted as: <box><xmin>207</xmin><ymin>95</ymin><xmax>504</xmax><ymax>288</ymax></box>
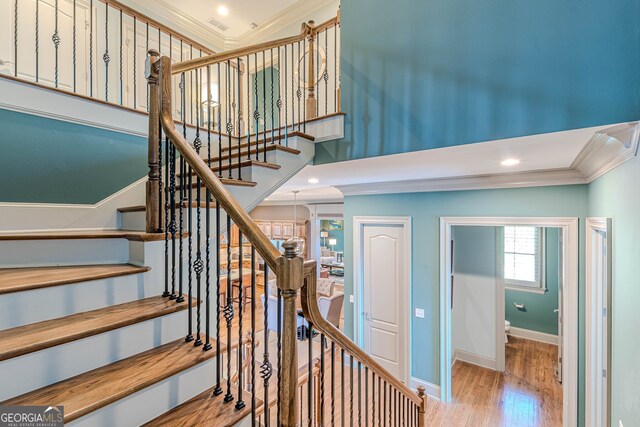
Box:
<box><xmin>557</xmin><ymin>231</ymin><xmax>564</xmax><ymax>382</ymax></box>
<box><xmin>361</xmin><ymin>223</ymin><xmax>408</xmax><ymax>381</ymax></box>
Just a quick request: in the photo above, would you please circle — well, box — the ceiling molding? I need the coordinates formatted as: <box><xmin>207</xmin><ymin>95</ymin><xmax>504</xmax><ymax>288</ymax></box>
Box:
<box><xmin>336</xmin><ymin>122</ymin><xmax>640</xmax><ymax>197</ymax></box>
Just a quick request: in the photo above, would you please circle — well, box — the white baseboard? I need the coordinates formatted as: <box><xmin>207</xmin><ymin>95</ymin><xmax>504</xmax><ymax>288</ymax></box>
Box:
<box><xmin>453</xmin><ymin>349</ymin><xmax>497</xmax><ymax>370</ymax></box>
<box><xmin>508</xmin><ymin>326</ymin><xmax>559</xmax><ymax>345</ymax></box>
<box><xmin>410</xmin><ymin>377</ymin><xmax>441</xmax><ymax>401</ymax></box>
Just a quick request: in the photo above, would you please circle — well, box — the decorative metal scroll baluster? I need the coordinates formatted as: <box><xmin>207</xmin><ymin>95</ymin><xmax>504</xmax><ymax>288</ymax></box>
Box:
<box><xmin>250</xmin><ymin>246</ymin><xmax>257</xmax><ymax>420</ymax></box>
<box><xmin>283</xmin><ymin>44</ymin><xmax>288</xmax><ymax>146</ymax></box>
<box><xmin>246</xmin><ymin>54</ymin><xmax>251</xmax><ymax>161</ymax></box>
<box><xmin>204</xmin><ymin>64</ymin><xmax>213</xmax><ymax>352</ymax></box>
<box><xmin>334</xmin><ymin>22</ymin><xmax>338</xmax><ymax>112</ymax></box>
<box><xmin>319</xmin><ymin>334</ymin><xmax>326</xmax><ymax>427</ymax></box>
<box><xmin>276</xmin><ymin>47</ymin><xmax>282</xmax><ymax>144</ymax></box>
<box><xmin>226</xmin><ymin>60</ymin><xmax>233</xmax><ymax>179</ymax></box>
<box><xmin>177</xmin><ymin>72</ymin><xmax>186</xmax><ymax>303</ymax></box>
<box><xmin>14</xmin><ymin>0</ymin><xmax>18</xmax><ymax>77</ymax></box>
<box><xmin>253</xmin><ymin>52</ymin><xmax>260</xmax><ymax>161</ymax></box>
<box><xmin>162</xmin><ymin>132</ymin><xmax>170</xmax><ymax>298</ymax></box>
<box><xmin>35</xmin><ymin>0</ymin><xmax>39</xmax><ymax>82</ymax></box>
<box><xmin>119</xmin><ymin>9</ymin><xmax>123</xmax><ymax>105</ymax></box>
<box><xmin>277</xmin><ymin>286</ymin><xmax>282</xmax><ymax>426</ymax></box>
<box><xmin>302</xmin><ymin>37</ymin><xmax>306</xmax><ymax>133</ymax></box>
<box><xmin>235</xmin><ymin>230</ymin><xmax>245</xmax><ymax>410</ymax></box>
<box><xmin>365</xmin><ymin>366</ymin><xmax>369</xmax><ymax>427</ymax></box>
<box><xmin>261</xmin><ymin>266</ymin><xmax>272</xmax><ymax>425</ymax></box>
<box><xmin>349</xmin><ymin>354</ymin><xmax>354</xmax><ymax>427</ymax></box>
<box><xmin>146</xmin><ymin>23</ymin><xmax>150</xmax><ymax>109</ymax></box>
<box><xmin>214</xmin><ymin>202</ymin><xmax>223</xmax><ymax>396</ymax></box>
<box><xmin>186</xmin><ymin>151</ymin><xmax>193</xmax><ymax>325</ymax></box>
<box><xmin>357</xmin><ymin>361</ymin><xmax>362</xmax><ymax>427</ymax></box>
<box><xmin>296</xmin><ymin>40</ymin><xmax>301</xmax><ymax>132</ymax></box>
<box><xmin>103</xmin><ymin>1</ymin><xmax>109</xmax><ymax>101</ymax></box>
<box><xmin>236</xmin><ymin>58</ymin><xmax>242</xmax><ymax>181</ymax></box>
<box><xmin>53</xmin><ymin>0</ymin><xmax>60</xmax><ymax>88</ymax></box>
<box><xmin>262</xmin><ymin>51</ymin><xmax>267</xmax><ymax>162</ymax></box>
<box><xmin>307</xmin><ymin>324</ymin><xmax>313</xmax><ymax>427</ymax></box>
<box><xmin>270</xmin><ymin>48</ymin><xmax>275</xmax><ymax>146</ymax></box>
<box><xmin>224</xmin><ymin>214</ymin><xmax>234</xmax><ymax>403</ymax></box>
<box><xmin>194</xmin><ymin>67</ymin><xmax>203</xmax><ymax>346</ymax></box>
<box><xmin>218</xmin><ymin>63</ymin><xmax>223</xmax><ymax>177</ymax></box>
<box><xmin>133</xmin><ymin>17</ymin><xmax>136</xmax><ymax>109</ymax></box>
<box><xmin>324</xmin><ymin>29</ymin><xmax>329</xmax><ymax>116</ymax></box>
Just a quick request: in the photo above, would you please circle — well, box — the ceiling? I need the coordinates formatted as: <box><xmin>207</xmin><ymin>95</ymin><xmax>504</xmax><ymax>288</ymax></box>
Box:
<box><xmin>265</xmin><ymin>122</ymin><xmax>639</xmax><ymax>203</ymax></box>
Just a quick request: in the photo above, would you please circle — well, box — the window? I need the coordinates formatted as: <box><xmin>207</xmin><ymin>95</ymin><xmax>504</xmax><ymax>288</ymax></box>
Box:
<box><xmin>504</xmin><ymin>226</ymin><xmax>546</xmax><ymax>293</ymax></box>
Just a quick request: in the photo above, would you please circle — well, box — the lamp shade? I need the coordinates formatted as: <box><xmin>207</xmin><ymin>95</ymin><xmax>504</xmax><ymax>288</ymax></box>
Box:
<box><xmin>320</xmin><ymin>231</ymin><xmax>329</xmax><ymax>238</ymax></box>
<box><xmin>328</xmin><ymin>238</ymin><xmax>337</xmax><ymax>246</ymax></box>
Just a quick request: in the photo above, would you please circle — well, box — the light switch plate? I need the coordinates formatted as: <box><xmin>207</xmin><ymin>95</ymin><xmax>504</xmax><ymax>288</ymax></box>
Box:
<box><xmin>619</xmin><ymin>421</ymin><xmax>623</xmax><ymax>427</ymax></box>
<box><xmin>415</xmin><ymin>308</ymin><xmax>425</xmax><ymax>318</ymax></box>
<box><xmin>349</xmin><ymin>295</ymin><xmax>354</xmax><ymax>303</ymax></box>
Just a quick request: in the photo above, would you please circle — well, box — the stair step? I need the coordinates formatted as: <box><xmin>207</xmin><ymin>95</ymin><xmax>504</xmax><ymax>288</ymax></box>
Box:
<box><xmin>118</xmin><ymin>201</ymin><xmax>217</xmax><ymax>213</ymax></box>
<box><xmin>0</xmin><ymin>230</ymin><xmax>186</xmax><ymax>242</ymax></box>
<box><xmin>0</xmin><ymin>295</ymin><xmax>194</xmax><ymax>362</ymax></box>
<box><xmin>207</xmin><ymin>144</ymin><xmax>301</xmax><ymax>164</ymax></box>
<box><xmin>179</xmin><ymin>159</ymin><xmax>281</xmax><ymax>177</ymax></box>
<box><xmin>1</xmin><ymin>335</ymin><xmax>216</xmax><ymax>423</ymax></box>
<box><xmin>144</xmin><ymin>386</ymin><xmax>256</xmax><ymax>427</ymax></box>
<box><xmin>0</xmin><ymin>264</ymin><xmax>150</xmax><ymax>295</ymax></box>
<box><xmin>192</xmin><ymin>177</ymin><xmax>257</xmax><ymax>189</ymax></box>
<box><xmin>220</xmin><ymin>130</ymin><xmax>315</xmax><ymax>152</ymax></box>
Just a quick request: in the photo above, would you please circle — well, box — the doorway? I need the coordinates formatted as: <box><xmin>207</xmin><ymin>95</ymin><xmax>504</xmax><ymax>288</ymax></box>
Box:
<box><xmin>586</xmin><ymin>218</ymin><xmax>612</xmax><ymax>427</ymax></box>
<box><xmin>353</xmin><ymin>216</ymin><xmax>411</xmax><ymax>385</ymax></box>
<box><xmin>440</xmin><ymin>217</ymin><xmax>579</xmax><ymax>427</ymax></box>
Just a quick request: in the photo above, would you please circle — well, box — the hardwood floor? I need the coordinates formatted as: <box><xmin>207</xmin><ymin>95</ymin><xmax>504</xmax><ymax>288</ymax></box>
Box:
<box><xmin>426</xmin><ymin>337</ymin><xmax>563</xmax><ymax>426</ymax></box>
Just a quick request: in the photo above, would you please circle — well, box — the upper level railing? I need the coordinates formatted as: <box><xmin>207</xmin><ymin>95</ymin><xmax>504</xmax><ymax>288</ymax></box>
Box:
<box><xmin>147</xmin><ymin>10</ymin><xmax>426</xmax><ymax>427</ymax></box>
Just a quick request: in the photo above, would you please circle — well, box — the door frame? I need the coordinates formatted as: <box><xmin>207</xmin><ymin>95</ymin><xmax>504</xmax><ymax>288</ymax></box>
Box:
<box><xmin>353</xmin><ymin>216</ymin><xmax>412</xmax><ymax>386</ymax></box>
<box><xmin>585</xmin><ymin>218</ymin><xmax>612</xmax><ymax>427</ymax></box>
<box><xmin>440</xmin><ymin>216</ymin><xmax>579</xmax><ymax>427</ymax></box>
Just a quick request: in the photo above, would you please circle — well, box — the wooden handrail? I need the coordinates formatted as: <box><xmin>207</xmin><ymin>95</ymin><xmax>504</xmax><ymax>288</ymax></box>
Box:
<box><xmin>300</xmin><ymin>260</ymin><xmax>424</xmax><ymax>407</ymax></box>
<box><xmin>156</xmin><ymin>55</ymin><xmax>281</xmax><ymax>271</ymax></box>
<box><xmin>171</xmin><ymin>16</ymin><xmax>338</xmax><ymax>74</ymax></box>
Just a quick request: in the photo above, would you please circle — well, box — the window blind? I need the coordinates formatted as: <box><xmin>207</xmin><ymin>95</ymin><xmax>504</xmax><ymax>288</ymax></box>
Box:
<box><xmin>504</xmin><ymin>226</ymin><xmax>539</xmax><ymax>284</ymax></box>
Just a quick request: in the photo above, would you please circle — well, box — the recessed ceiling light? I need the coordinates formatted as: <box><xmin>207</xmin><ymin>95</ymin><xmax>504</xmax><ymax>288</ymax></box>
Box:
<box><xmin>501</xmin><ymin>158</ymin><xmax>520</xmax><ymax>166</ymax></box>
<box><xmin>217</xmin><ymin>5</ymin><xmax>229</xmax><ymax>16</ymax></box>
<box><xmin>308</xmin><ymin>178</ymin><xmax>319</xmax><ymax>184</ymax></box>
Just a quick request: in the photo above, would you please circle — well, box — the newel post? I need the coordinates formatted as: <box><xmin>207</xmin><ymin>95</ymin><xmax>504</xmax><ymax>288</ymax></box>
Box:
<box><xmin>418</xmin><ymin>386</ymin><xmax>427</xmax><ymax>427</ymax></box>
<box><xmin>277</xmin><ymin>241</ymin><xmax>304</xmax><ymax>426</ymax></box>
<box><xmin>145</xmin><ymin>49</ymin><xmax>162</xmax><ymax>233</ymax></box>
<box><xmin>305</xmin><ymin>20</ymin><xmax>317</xmax><ymax>120</ymax></box>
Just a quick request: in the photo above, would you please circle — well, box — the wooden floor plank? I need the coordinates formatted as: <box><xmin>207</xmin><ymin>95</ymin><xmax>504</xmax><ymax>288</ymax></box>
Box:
<box><xmin>0</xmin><ymin>264</ymin><xmax>150</xmax><ymax>295</ymax></box>
<box><xmin>143</xmin><ymin>385</ymin><xmax>257</xmax><ymax>427</ymax></box>
<box><xmin>1</xmin><ymin>335</ymin><xmax>216</xmax><ymax>423</ymax></box>
<box><xmin>0</xmin><ymin>295</ymin><xmax>194</xmax><ymax>361</ymax></box>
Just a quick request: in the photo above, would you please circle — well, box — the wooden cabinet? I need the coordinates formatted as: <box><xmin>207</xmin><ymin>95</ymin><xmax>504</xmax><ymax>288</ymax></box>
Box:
<box><xmin>271</xmin><ymin>222</ymin><xmax>283</xmax><ymax>239</ymax></box>
<box><xmin>282</xmin><ymin>222</ymin><xmax>294</xmax><ymax>239</ymax></box>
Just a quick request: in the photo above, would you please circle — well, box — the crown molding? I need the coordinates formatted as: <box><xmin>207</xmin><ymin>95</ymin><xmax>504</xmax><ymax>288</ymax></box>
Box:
<box><xmin>337</xmin><ymin>122</ymin><xmax>640</xmax><ymax>197</ymax></box>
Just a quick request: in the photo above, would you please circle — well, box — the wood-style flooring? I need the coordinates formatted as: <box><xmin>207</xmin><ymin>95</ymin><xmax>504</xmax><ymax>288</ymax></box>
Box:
<box><xmin>426</xmin><ymin>337</ymin><xmax>563</xmax><ymax>427</ymax></box>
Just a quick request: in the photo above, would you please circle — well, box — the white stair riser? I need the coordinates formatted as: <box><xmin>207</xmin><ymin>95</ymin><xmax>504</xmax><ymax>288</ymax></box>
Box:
<box><xmin>0</xmin><ymin>310</ymin><xmax>196</xmax><ymax>401</ymax></box>
<box><xmin>69</xmin><ymin>358</ymin><xmax>216</xmax><ymax>427</ymax></box>
<box><xmin>0</xmin><ymin>239</ymin><xmax>129</xmax><ymax>268</ymax></box>
<box><xmin>0</xmin><ymin>273</ymin><xmax>154</xmax><ymax>330</ymax></box>
<box><xmin>120</xmin><ymin>211</ymin><xmax>146</xmax><ymax>231</ymax></box>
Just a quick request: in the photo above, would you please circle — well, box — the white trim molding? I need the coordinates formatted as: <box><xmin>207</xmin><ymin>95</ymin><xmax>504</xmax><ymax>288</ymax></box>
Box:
<box><xmin>410</xmin><ymin>377</ymin><xmax>441</xmax><ymax>401</ymax></box>
<box><xmin>440</xmin><ymin>216</ymin><xmax>579</xmax><ymax>427</ymax></box>
<box><xmin>585</xmin><ymin>218</ymin><xmax>612</xmax><ymax>427</ymax></box>
<box><xmin>508</xmin><ymin>326</ymin><xmax>559</xmax><ymax>345</ymax></box>
<box><xmin>453</xmin><ymin>349</ymin><xmax>497</xmax><ymax>371</ymax></box>
<box><xmin>353</xmin><ymin>216</ymin><xmax>412</xmax><ymax>387</ymax></box>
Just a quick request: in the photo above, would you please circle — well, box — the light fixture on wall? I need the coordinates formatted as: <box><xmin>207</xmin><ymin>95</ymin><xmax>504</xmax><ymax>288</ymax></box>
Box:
<box><xmin>320</xmin><ymin>231</ymin><xmax>329</xmax><ymax>246</ymax></box>
<box><xmin>286</xmin><ymin>191</ymin><xmax>305</xmax><ymax>255</ymax></box>
<box><xmin>328</xmin><ymin>238</ymin><xmax>337</xmax><ymax>251</ymax></box>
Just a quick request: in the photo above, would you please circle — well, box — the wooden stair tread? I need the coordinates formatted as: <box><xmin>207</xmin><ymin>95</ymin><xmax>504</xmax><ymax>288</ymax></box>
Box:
<box><xmin>143</xmin><ymin>386</ymin><xmax>257</xmax><ymax>427</ymax></box>
<box><xmin>178</xmin><ymin>160</ymin><xmax>281</xmax><ymax>177</ymax></box>
<box><xmin>118</xmin><ymin>201</ymin><xmax>216</xmax><ymax>213</ymax></box>
<box><xmin>1</xmin><ymin>335</ymin><xmax>216</xmax><ymax>423</ymax></box>
<box><xmin>0</xmin><ymin>230</ymin><xmax>186</xmax><ymax>242</ymax></box>
<box><xmin>192</xmin><ymin>177</ymin><xmax>257</xmax><ymax>189</ymax></box>
<box><xmin>0</xmin><ymin>264</ymin><xmax>150</xmax><ymax>295</ymax></box>
<box><xmin>221</xmin><ymin>130</ymin><xmax>315</xmax><ymax>152</ymax></box>
<box><xmin>206</xmin><ymin>144</ymin><xmax>301</xmax><ymax>164</ymax></box>
<box><xmin>0</xmin><ymin>295</ymin><xmax>195</xmax><ymax>362</ymax></box>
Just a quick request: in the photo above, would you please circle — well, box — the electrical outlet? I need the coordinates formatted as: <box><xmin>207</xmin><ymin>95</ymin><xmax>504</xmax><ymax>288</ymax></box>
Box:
<box><xmin>349</xmin><ymin>294</ymin><xmax>354</xmax><ymax>303</ymax></box>
<box><xmin>415</xmin><ymin>308</ymin><xmax>425</xmax><ymax>318</ymax></box>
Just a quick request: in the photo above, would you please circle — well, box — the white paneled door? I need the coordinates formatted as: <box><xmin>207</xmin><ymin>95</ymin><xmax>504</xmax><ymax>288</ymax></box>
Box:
<box><xmin>359</xmin><ymin>220</ymin><xmax>410</xmax><ymax>382</ymax></box>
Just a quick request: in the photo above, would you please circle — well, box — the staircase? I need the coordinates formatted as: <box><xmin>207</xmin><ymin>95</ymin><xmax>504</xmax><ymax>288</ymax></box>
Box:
<box><xmin>0</xmin><ymin>7</ymin><xmax>426</xmax><ymax>427</ymax></box>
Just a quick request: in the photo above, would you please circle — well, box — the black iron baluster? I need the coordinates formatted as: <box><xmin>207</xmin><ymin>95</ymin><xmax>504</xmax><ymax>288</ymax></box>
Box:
<box><xmin>35</xmin><ymin>0</ymin><xmax>39</xmax><ymax>82</ymax></box>
<box><xmin>357</xmin><ymin>361</ymin><xmax>362</xmax><ymax>427</ymax></box>
<box><xmin>226</xmin><ymin>60</ymin><xmax>233</xmax><ymax>179</ymax></box>
<box><xmin>163</xmin><ymin>132</ymin><xmax>170</xmax><ymax>298</ymax></box>
<box><xmin>213</xmin><ymin>203</ymin><xmax>223</xmax><ymax>396</ymax></box>
<box><xmin>320</xmin><ymin>334</ymin><xmax>326</xmax><ymax>427</ymax></box>
<box><xmin>307</xmin><ymin>321</ymin><xmax>313</xmax><ymax>427</ymax></box>
<box><xmin>53</xmin><ymin>0</ymin><xmax>60</xmax><ymax>88</ymax></box>
<box><xmin>234</xmin><ymin>58</ymin><xmax>241</xmax><ymax>181</ymax></box>
<box><xmin>176</xmin><ymin>76</ymin><xmax>186</xmax><ymax>301</ymax></box>
<box><xmin>224</xmin><ymin>214</ymin><xmax>234</xmax><ymax>402</ymax></box>
<box><xmin>146</xmin><ymin>23</ymin><xmax>150</xmax><ymax>109</ymax></box>
<box><xmin>325</xmin><ymin>29</ymin><xmax>329</xmax><ymax>116</ymax></box>
<box><xmin>169</xmin><ymin>141</ymin><xmax>177</xmax><ymax>299</ymax></box>
<box><xmin>132</xmin><ymin>17</ymin><xmax>136</xmax><ymax>109</ymax></box>
<box><xmin>103</xmin><ymin>1</ymin><xmax>109</xmax><ymax>100</ymax></box>
<box><xmin>365</xmin><ymin>366</ymin><xmax>369</xmax><ymax>427</ymax></box>
<box><xmin>262</xmin><ymin>51</ymin><xmax>267</xmax><ymax>162</ymax></box>
<box><xmin>276</xmin><ymin>47</ymin><xmax>282</xmax><ymax>144</ymax></box>
<box><xmin>89</xmin><ymin>0</ymin><xmax>93</xmax><ymax>95</ymax></box>
<box><xmin>270</xmin><ymin>48</ymin><xmax>275</xmax><ymax>146</ymax></box>
<box><xmin>236</xmin><ymin>230</ymin><xmax>245</xmax><ymax>409</ymax></box>
<box><xmin>194</xmin><ymin>67</ymin><xmax>203</xmax><ymax>346</ymax></box>
<box><xmin>185</xmin><ymin>155</ymin><xmax>193</xmax><ymax>327</ymax></box>
<box><xmin>276</xmin><ymin>286</ymin><xmax>282</xmax><ymax>426</ymax></box>
<box><xmin>189</xmin><ymin>45</ymin><xmax>193</xmax><ymax>124</ymax></box>
<box><xmin>371</xmin><ymin>372</ymin><xmax>376</xmax><ymax>427</ymax></box>
<box><xmin>296</xmin><ymin>41</ymin><xmax>301</xmax><ymax>132</ymax></box>
<box><xmin>341</xmin><ymin>348</ymin><xmax>345</xmax><ymax>427</ymax></box>
<box><xmin>204</xmin><ymin>65</ymin><xmax>213</xmax><ymax>352</ymax></box>
<box><xmin>383</xmin><ymin>381</ymin><xmax>387</xmax><ymax>426</ymax></box>
<box><xmin>250</xmin><ymin>246</ymin><xmax>257</xmax><ymax>422</ymax></box>
<box><xmin>217</xmin><ymin>62</ymin><xmax>223</xmax><ymax>176</ymax></box>
<box><xmin>334</xmin><ymin>23</ymin><xmax>337</xmax><ymax>113</ymax></box>
<box><xmin>261</xmin><ymin>267</ymin><xmax>272</xmax><ymax>425</ymax></box>
<box><xmin>331</xmin><ymin>341</ymin><xmax>335</xmax><ymax>427</ymax></box>
<box><xmin>283</xmin><ymin>44</ymin><xmax>288</xmax><ymax>147</ymax></box>
<box><xmin>14</xmin><ymin>0</ymin><xmax>18</xmax><ymax>77</ymax></box>
<box><xmin>253</xmin><ymin>52</ymin><xmax>259</xmax><ymax>161</ymax></box>
<box><xmin>119</xmin><ymin>9</ymin><xmax>123</xmax><ymax>104</ymax></box>
<box><xmin>378</xmin><ymin>376</ymin><xmax>382</xmax><ymax>427</ymax></box>
<box><xmin>246</xmin><ymin>54</ymin><xmax>251</xmax><ymax>161</ymax></box>
<box><xmin>302</xmin><ymin>37</ymin><xmax>306</xmax><ymax>133</ymax></box>
<box><xmin>349</xmin><ymin>355</ymin><xmax>354</xmax><ymax>427</ymax></box>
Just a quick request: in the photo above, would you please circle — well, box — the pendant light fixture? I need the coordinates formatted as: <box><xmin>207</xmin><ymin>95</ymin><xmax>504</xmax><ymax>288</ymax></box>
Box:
<box><xmin>286</xmin><ymin>190</ymin><xmax>305</xmax><ymax>255</ymax></box>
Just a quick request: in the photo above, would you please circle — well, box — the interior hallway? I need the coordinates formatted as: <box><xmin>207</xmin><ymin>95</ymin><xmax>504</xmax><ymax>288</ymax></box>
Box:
<box><xmin>426</xmin><ymin>337</ymin><xmax>562</xmax><ymax>427</ymax></box>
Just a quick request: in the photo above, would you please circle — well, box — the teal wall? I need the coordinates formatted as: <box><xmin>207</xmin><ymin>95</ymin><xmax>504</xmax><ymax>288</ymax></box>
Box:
<box><xmin>253</xmin><ymin>67</ymin><xmax>280</xmax><ymax>133</ymax></box>
<box><xmin>505</xmin><ymin>228</ymin><xmax>560</xmax><ymax>336</ymax></box>
<box><xmin>452</xmin><ymin>226</ymin><xmax>496</xmax><ymax>277</ymax></box>
<box><xmin>588</xmin><ymin>155</ymin><xmax>640</xmax><ymax>425</ymax></box>
<box><xmin>343</xmin><ymin>185</ymin><xmax>588</xmax><ymax>423</ymax></box>
<box><xmin>0</xmin><ymin>109</ymin><xmax>147</xmax><ymax>204</ymax></box>
<box><xmin>315</xmin><ymin>0</ymin><xmax>640</xmax><ymax>164</ymax></box>
<box><xmin>320</xmin><ymin>219</ymin><xmax>344</xmax><ymax>252</ymax></box>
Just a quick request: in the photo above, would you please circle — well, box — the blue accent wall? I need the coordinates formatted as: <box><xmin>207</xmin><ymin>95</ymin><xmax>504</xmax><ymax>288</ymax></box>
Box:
<box><xmin>320</xmin><ymin>219</ymin><xmax>344</xmax><ymax>252</ymax></box>
<box><xmin>588</xmin><ymin>155</ymin><xmax>640</xmax><ymax>425</ymax></box>
<box><xmin>505</xmin><ymin>228</ymin><xmax>561</xmax><ymax>336</ymax></box>
<box><xmin>343</xmin><ymin>185</ymin><xmax>588</xmax><ymax>423</ymax></box>
<box><xmin>0</xmin><ymin>108</ymin><xmax>147</xmax><ymax>204</ymax></box>
<box><xmin>315</xmin><ymin>0</ymin><xmax>640</xmax><ymax>164</ymax></box>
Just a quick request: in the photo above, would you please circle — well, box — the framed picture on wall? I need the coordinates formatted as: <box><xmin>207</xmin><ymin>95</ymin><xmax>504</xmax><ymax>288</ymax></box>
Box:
<box><xmin>327</xmin><ymin>220</ymin><xmax>343</xmax><ymax>230</ymax></box>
